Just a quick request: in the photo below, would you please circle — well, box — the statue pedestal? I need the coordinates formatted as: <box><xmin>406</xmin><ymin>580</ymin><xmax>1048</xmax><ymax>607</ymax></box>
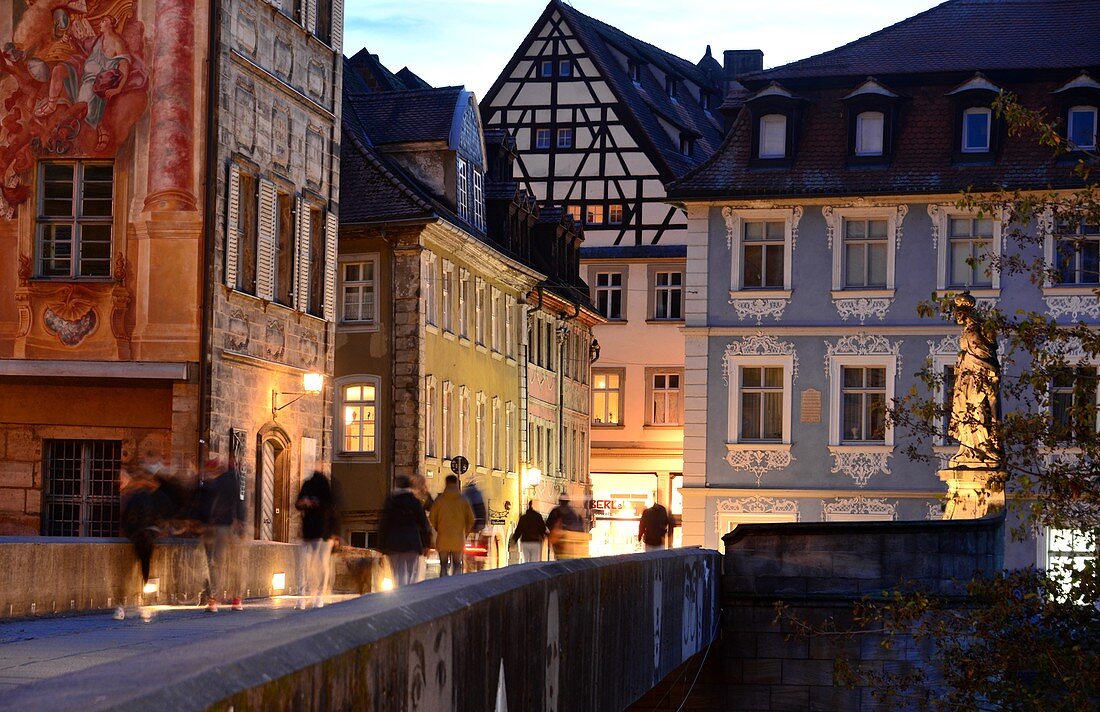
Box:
<box><xmin>937</xmin><ymin>467</ymin><xmax>1006</xmax><ymax>519</ymax></box>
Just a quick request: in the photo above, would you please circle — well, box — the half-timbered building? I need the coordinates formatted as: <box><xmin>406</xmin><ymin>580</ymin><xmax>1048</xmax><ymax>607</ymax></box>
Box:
<box><xmin>667</xmin><ymin>0</ymin><xmax>1100</xmax><ymax>572</ymax></box>
<box><xmin>482</xmin><ymin>0</ymin><xmax>750</xmax><ymax>551</ymax></box>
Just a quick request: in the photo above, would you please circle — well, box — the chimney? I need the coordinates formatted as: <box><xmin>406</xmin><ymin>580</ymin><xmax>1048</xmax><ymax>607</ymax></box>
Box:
<box><xmin>723</xmin><ymin>50</ymin><xmax>764</xmax><ymax>80</ymax></box>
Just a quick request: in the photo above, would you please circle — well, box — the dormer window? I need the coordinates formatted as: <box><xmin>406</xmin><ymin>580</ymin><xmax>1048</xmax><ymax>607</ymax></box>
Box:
<box><xmin>629</xmin><ymin>62</ymin><xmax>642</xmax><ymax>86</ymax></box>
<box><xmin>679</xmin><ymin>135</ymin><xmax>694</xmax><ymax>157</ymax></box>
<box><xmin>759</xmin><ymin>114</ymin><xmax>787</xmax><ymax>158</ymax></box>
<box><xmin>854</xmin><ymin>111</ymin><xmax>884</xmax><ymax>156</ymax></box>
<box><xmin>962</xmin><ymin>107</ymin><xmax>992</xmax><ymax>153</ymax></box>
<box><xmin>701</xmin><ymin>92</ymin><xmax>715</xmax><ymax>111</ymax></box>
<box><xmin>666</xmin><ymin>76</ymin><xmax>677</xmax><ymax>100</ymax></box>
<box><xmin>1069</xmin><ymin>106</ymin><xmax>1098</xmax><ymax>150</ymax></box>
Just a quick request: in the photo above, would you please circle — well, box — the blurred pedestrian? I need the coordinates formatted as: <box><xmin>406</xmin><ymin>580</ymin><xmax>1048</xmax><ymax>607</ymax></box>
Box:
<box><xmin>462</xmin><ymin>479</ymin><xmax>486</xmax><ymax>534</ymax></box>
<box><xmin>429</xmin><ymin>475</ymin><xmax>474</xmax><ymax>576</ymax></box>
<box><xmin>638</xmin><ymin>501</ymin><xmax>671</xmax><ymax>551</ymax></box>
<box><xmin>120</xmin><ymin>462</ymin><xmax>162</xmax><ymax>592</ymax></box>
<box><xmin>510</xmin><ymin>501</ymin><xmax>548</xmax><ymax>563</ymax></box>
<box><xmin>199</xmin><ymin>458</ymin><xmax>245</xmax><ymax>612</ymax></box>
<box><xmin>295</xmin><ymin>470</ymin><xmax>336</xmax><ymax>608</ymax></box>
<box><xmin>378</xmin><ymin>475</ymin><xmax>431</xmax><ymax>588</ymax></box>
<box><xmin>546</xmin><ymin>495</ymin><xmax>586</xmax><ymax>560</ymax></box>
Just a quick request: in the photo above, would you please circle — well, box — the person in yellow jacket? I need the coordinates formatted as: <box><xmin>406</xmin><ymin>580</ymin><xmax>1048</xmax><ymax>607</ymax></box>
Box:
<box><xmin>429</xmin><ymin>475</ymin><xmax>475</xmax><ymax>576</ymax></box>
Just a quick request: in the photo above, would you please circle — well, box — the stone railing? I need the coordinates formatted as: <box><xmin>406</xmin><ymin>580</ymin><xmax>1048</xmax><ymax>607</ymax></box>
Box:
<box><xmin>6</xmin><ymin>549</ymin><xmax>721</xmax><ymax>711</ymax></box>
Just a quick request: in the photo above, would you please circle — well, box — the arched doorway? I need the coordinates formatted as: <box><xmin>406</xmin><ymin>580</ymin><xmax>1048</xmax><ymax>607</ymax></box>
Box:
<box><xmin>256</xmin><ymin>426</ymin><xmax>292</xmax><ymax>542</ymax></box>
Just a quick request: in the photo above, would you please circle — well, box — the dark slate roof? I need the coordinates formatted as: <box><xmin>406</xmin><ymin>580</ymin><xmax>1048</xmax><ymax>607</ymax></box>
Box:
<box><xmin>553</xmin><ymin>1</ymin><xmax>727</xmax><ymax>179</ymax></box>
<box><xmin>396</xmin><ymin>67</ymin><xmax>432</xmax><ymax>90</ymax></box>
<box><xmin>346</xmin><ymin>49</ymin><xmax>406</xmax><ymax>91</ymax></box>
<box><xmin>742</xmin><ymin>0</ymin><xmax>1100</xmax><ymax>84</ymax></box>
<box><xmin>580</xmin><ymin>244</ymin><xmax>686</xmax><ymax>260</ymax></box>
<box><xmin>343</xmin><ymin>88</ymin><xmax>462</xmax><ymax>146</ymax></box>
<box><xmin>669</xmin><ymin>78</ymin><xmax>1087</xmax><ymax>199</ymax></box>
<box><xmin>338</xmin><ymin>129</ymin><xmax>433</xmax><ymax>224</ymax></box>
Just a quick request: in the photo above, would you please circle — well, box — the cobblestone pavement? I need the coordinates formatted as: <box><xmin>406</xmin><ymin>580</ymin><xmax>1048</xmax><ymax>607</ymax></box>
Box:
<box><xmin>0</xmin><ymin>595</ymin><xmax>358</xmax><ymax>692</ymax></box>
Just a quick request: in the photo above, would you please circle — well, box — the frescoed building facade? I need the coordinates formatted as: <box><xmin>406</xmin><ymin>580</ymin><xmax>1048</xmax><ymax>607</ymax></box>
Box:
<box><xmin>667</xmin><ymin>0</ymin><xmax>1100</xmax><ymax>567</ymax></box>
<box><xmin>482</xmin><ymin>0</ymin><xmax>739</xmax><ymax>552</ymax></box>
<box><xmin>0</xmin><ymin>0</ymin><xmax>344</xmax><ymax>541</ymax></box>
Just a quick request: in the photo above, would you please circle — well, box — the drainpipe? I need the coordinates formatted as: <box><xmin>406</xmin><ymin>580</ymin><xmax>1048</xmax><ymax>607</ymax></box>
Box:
<box><xmin>522</xmin><ymin>285</ymin><xmax>543</xmax><ymax>501</ymax></box>
<box><xmin>197</xmin><ymin>0</ymin><xmax>222</xmax><ymax>468</ymax></box>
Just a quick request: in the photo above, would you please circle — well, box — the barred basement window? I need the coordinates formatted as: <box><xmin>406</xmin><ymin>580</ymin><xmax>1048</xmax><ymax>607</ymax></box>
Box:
<box><xmin>42</xmin><ymin>439</ymin><xmax>121</xmax><ymax>537</ymax></box>
<box><xmin>37</xmin><ymin>162</ymin><xmax>114</xmax><ymax>278</ymax></box>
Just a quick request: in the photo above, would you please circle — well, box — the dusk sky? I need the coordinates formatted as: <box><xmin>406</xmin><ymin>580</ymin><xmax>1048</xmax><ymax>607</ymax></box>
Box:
<box><xmin>343</xmin><ymin>0</ymin><xmax>945</xmax><ymax>97</ymax></box>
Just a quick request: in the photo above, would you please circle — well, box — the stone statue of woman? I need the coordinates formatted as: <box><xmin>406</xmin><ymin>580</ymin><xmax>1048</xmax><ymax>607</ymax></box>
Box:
<box><xmin>949</xmin><ymin>292</ymin><xmax>1003</xmax><ymax>468</ymax></box>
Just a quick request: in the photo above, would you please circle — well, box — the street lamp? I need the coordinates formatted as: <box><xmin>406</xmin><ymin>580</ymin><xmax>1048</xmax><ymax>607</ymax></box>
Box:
<box><xmin>272</xmin><ymin>372</ymin><xmax>325</xmax><ymax>419</ymax></box>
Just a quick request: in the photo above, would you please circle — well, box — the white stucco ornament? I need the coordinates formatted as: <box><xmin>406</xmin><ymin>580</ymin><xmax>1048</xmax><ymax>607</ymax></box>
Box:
<box><xmin>829</xmin><ymin>449</ymin><xmax>892</xmax><ymax>487</ymax></box>
<box><xmin>822</xmin><ymin>495</ymin><xmax>898</xmax><ymax>519</ymax></box>
<box><xmin>725</xmin><ymin>448</ymin><xmax>794</xmax><ymax>483</ymax></box>
<box><xmin>833</xmin><ymin>296</ymin><xmax>892</xmax><ymax>323</ymax></box>
<box><xmin>1044</xmin><ymin>295</ymin><xmax>1100</xmax><ymax>321</ymax></box>
<box><xmin>723</xmin><ymin>333</ymin><xmax>799</xmax><ymax>384</ymax></box>
<box><xmin>729</xmin><ymin>297</ymin><xmax>788</xmax><ymax>324</ymax></box>
<box><xmin>824</xmin><ymin>333</ymin><xmax>903</xmax><ymax>376</ymax></box>
<box><xmin>714</xmin><ymin>496</ymin><xmax>800</xmax><ymax>532</ymax></box>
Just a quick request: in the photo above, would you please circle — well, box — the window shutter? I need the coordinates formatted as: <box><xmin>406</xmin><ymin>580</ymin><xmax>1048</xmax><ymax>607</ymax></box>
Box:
<box><xmin>304</xmin><ymin>0</ymin><xmax>316</xmax><ymax>34</ymax></box>
<box><xmin>323</xmin><ymin>210</ymin><xmax>338</xmax><ymax>321</ymax></box>
<box><xmin>330</xmin><ymin>0</ymin><xmax>343</xmax><ymax>51</ymax></box>
<box><xmin>295</xmin><ymin>197</ymin><xmax>311</xmax><ymax>310</ymax></box>
<box><xmin>225</xmin><ymin>163</ymin><xmax>241</xmax><ymax>289</ymax></box>
<box><xmin>257</xmin><ymin>179</ymin><xmax>277</xmax><ymax>301</ymax></box>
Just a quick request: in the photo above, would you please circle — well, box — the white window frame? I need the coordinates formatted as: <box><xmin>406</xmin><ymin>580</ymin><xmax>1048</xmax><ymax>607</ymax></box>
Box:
<box><xmin>338</xmin><ymin>253</ymin><xmax>380</xmax><ymax>330</ymax></box>
<box><xmin>945</xmin><ymin>215</ymin><xmax>997</xmax><ymax>290</ymax></box>
<box><xmin>931</xmin><ymin>205</ymin><xmax>1003</xmax><ymax>293</ymax></box>
<box><xmin>557</xmin><ymin>127</ymin><xmax>573</xmax><ymax>148</ymax></box>
<box><xmin>826</xmin><ymin>207</ymin><xmax>900</xmax><ymax>295</ymax></box>
<box><xmin>491</xmin><ymin>396</ymin><xmax>502</xmax><ymax>471</ymax></box>
<box><xmin>1048</xmin><ymin>357</ymin><xmax>1099</xmax><ymax>445</ymax></box>
<box><xmin>827</xmin><ymin>354</ymin><xmax>897</xmax><ymax>448</ymax></box>
<box><xmin>425</xmin><ymin>375</ymin><xmax>437</xmax><ymax>457</ymax></box>
<box><xmin>592</xmin><ymin>368</ymin><xmax>625</xmax><ymax>427</ymax></box>
<box><xmin>726</xmin><ymin>208</ymin><xmax>795</xmax><ymax>296</ymax></box>
<box><xmin>648</xmin><ymin>369</ymin><xmax>683</xmax><ymax>426</ymax></box>
<box><xmin>474</xmin><ymin>277</ymin><xmax>485</xmax><ymax>346</ymax></box>
<box><xmin>592</xmin><ymin>268</ymin><xmax>626</xmax><ymax>321</ymax></box>
<box><xmin>1046</xmin><ymin>215</ymin><xmax>1100</xmax><ymax>289</ymax></box>
<box><xmin>456</xmin><ymin>158</ymin><xmax>469</xmax><ymax>221</ymax></box>
<box><xmin>652</xmin><ymin>269</ymin><xmax>684</xmax><ymax>321</ymax></box>
<box><xmin>506</xmin><ymin>402</ymin><xmax>516</xmax><ymax>474</ymax></box>
<box><xmin>423</xmin><ymin>251</ymin><xmax>438</xmax><ymax>327</ymax></box>
<box><xmin>608</xmin><ymin>204</ymin><xmax>624</xmax><ymax>224</ymax></box>
<box><xmin>505</xmin><ymin>297</ymin><xmax>516</xmax><ymax>360</ymax></box>
<box><xmin>336</xmin><ymin>375</ymin><xmax>381</xmax><ymax>460</ymax></box>
<box><xmin>758</xmin><ymin>114</ymin><xmax>787</xmax><ymax>158</ymax></box>
<box><xmin>490</xmin><ymin>288</ymin><xmax>502</xmax><ymax>353</ymax></box>
<box><xmin>854</xmin><ymin>111</ymin><xmax>884</xmax><ymax>156</ymax></box>
<box><xmin>472</xmin><ymin>169</ymin><xmax>485</xmax><ymax>230</ymax></box>
<box><xmin>458</xmin><ymin>386</ymin><xmax>470</xmax><ymax>460</ymax></box>
<box><xmin>962</xmin><ymin>107</ymin><xmax>992</xmax><ymax>153</ymax></box>
<box><xmin>458</xmin><ymin>268</ymin><xmax>471</xmax><ymax>339</ymax></box>
<box><xmin>726</xmin><ymin>354</ymin><xmax>794</xmax><ymax>448</ymax></box>
<box><xmin>1068</xmin><ymin>105</ymin><xmax>1098</xmax><ymax>150</ymax></box>
<box><xmin>442</xmin><ymin>381</ymin><xmax>453</xmax><ymax>459</ymax></box>
<box><xmin>476</xmin><ymin>391</ymin><xmax>487</xmax><ymax>468</ymax></box>
<box><xmin>587</xmin><ymin>204</ymin><xmax>604</xmax><ymax>224</ymax></box>
<box><xmin>535</xmin><ymin>128</ymin><xmax>552</xmax><ymax>149</ymax></box>
<box><xmin>441</xmin><ymin>260</ymin><xmax>455</xmax><ymax>333</ymax></box>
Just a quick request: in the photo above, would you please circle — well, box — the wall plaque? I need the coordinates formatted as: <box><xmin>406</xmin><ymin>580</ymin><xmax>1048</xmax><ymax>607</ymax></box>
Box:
<box><xmin>800</xmin><ymin>388</ymin><xmax>821</xmax><ymax>423</ymax></box>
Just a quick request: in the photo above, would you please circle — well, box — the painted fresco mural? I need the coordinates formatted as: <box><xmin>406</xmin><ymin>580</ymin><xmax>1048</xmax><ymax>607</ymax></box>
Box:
<box><xmin>1</xmin><ymin>0</ymin><xmax>148</xmax><ymax>218</ymax></box>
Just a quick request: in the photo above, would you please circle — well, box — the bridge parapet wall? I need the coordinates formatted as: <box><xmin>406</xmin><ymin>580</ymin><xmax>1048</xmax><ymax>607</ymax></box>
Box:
<box><xmin>7</xmin><ymin>549</ymin><xmax>721</xmax><ymax>712</ymax></box>
<box><xmin>721</xmin><ymin>516</ymin><xmax>1004</xmax><ymax>710</ymax></box>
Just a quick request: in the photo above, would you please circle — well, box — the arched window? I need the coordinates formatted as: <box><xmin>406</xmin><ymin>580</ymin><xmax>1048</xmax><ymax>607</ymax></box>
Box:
<box><xmin>758</xmin><ymin>114</ymin><xmax>787</xmax><ymax>158</ymax></box>
<box><xmin>855</xmin><ymin>111</ymin><xmax>884</xmax><ymax>156</ymax></box>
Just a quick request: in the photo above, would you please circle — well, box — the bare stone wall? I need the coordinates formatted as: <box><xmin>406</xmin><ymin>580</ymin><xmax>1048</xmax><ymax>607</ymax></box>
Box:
<box><xmin>722</xmin><ymin>516</ymin><xmax>1004</xmax><ymax>711</ymax></box>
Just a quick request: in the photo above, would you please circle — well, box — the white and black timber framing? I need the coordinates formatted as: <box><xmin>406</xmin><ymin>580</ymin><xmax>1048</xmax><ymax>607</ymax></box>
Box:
<box><xmin>481</xmin><ymin>0</ymin><xmax>726</xmax><ymax>247</ymax></box>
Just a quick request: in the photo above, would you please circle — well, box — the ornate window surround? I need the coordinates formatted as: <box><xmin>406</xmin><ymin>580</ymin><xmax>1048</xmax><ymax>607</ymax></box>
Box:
<box><xmin>821</xmin><ymin>495</ymin><xmax>898</xmax><ymax>522</ymax></box>
<box><xmin>822</xmin><ymin>203</ymin><xmax>907</xmax><ymax>322</ymax></box>
<box><xmin>927</xmin><ymin>203</ymin><xmax>1003</xmax><ymax>296</ymax></box>
<box><xmin>722</xmin><ymin>206</ymin><xmax>802</xmax><ymax>324</ymax></box>
<box><xmin>928</xmin><ymin>334</ymin><xmax>961</xmax><ymax>455</ymax></box>
<box><xmin>1040</xmin><ymin>207</ymin><xmax>1100</xmax><ymax>320</ymax></box>
<box><xmin>723</xmin><ymin>334</ymin><xmax>798</xmax><ymax>481</ymax></box>
<box><xmin>715</xmin><ymin>496</ymin><xmax>800</xmax><ymax>535</ymax></box>
<box><xmin>825</xmin><ymin>333</ymin><xmax>901</xmax><ymax>486</ymax></box>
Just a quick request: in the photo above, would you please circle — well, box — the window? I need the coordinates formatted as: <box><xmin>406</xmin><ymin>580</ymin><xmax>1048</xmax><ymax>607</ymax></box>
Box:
<box><xmin>492</xmin><ymin>398</ymin><xmax>502</xmax><ymax>470</ymax></box>
<box><xmin>441</xmin><ymin>261</ymin><xmax>454</xmax><ymax>332</ymax></box>
<box><xmin>843</xmin><ymin>219</ymin><xmax>888</xmax><ymax>288</ymax></box>
<box><xmin>506</xmin><ymin>402</ymin><xmax>516</xmax><ymax>473</ymax></box>
<box><xmin>37</xmin><ymin>162</ymin><xmax>113</xmax><ymax>278</ymax></box>
<box><xmin>609</xmin><ymin>204</ymin><xmax>623</xmax><ymax>224</ymax></box>
<box><xmin>1055</xmin><ymin>221</ymin><xmax>1100</xmax><ymax>286</ymax></box>
<box><xmin>559</xmin><ymin>60</ymin><xmax>572</xmax><ymax>77</ymax></box>
<box><xmin>535</xmin><ymin>128</ymin><xmax>552</xmax><ymax>149</ymax></box>
<box><xmin>666</xmin><ymin>76</ymin><xmax>677</xmax><ymax>99</ymax></box>
<box><xmin>557</xmin><ymin>128</ymin><xmax>573</xmax><ymax>148</ymax></box>
<box><xmin>1052</xmin><ymin>365</ymin><xmax>1097</xmax><ymax>443</ymax></box>
<box><xmin>739</xmin><ymin>367</ymin><xmax>784</xmax><ymax>441</ymax></box>
<box><xmin>342</xmin><ymin>381</ymin><xmax>378</xmax><ymax>454</ymax></box>
<box><xmin>841</xmin><ymin>367</ymin><xmax>887</xmax><ymax>443</ymax></box>
<box><xmin>855</xmin><ymin>111</ymin><xmax>884</xmax><ymax>156</ymax></box>
<box><xmin>629</xmin><ymin>61</ymin><xmax>641</xmax><ymax>85</ymax></box>
<box><xmin>742</xmin><ymin>221</ymin><xmax>785</xmax><ymax>289</ymax></box>
<box><xmin>275</xmin><ymin>192</ymin><xmax>295</xmax><ymax>306</ymax></box>
<box><xmin>962</xmin><ymin>107</ymin><xmax>991</xmax><ymax>152</ymax></box>
<box><xmin>594</xmin><ymin>271</ymin><xmax>624</xmax><ymax>320</ymax></box>
<box><xmin>308</xmin><ymin>206</ymin><xmax>325</xmax><ymax>316</ymax></box>
<box><xmin>593</xmin><ymin>370</ymin><xmax>623</xmax><ymax>425</ymax></box>
<box><xmin>948</xmin><ymin>217</ymin><xmax>995</xmax><ymax>288</ymax></box>
<box><xmin>1069</xmin><ymin>106</ymin><xmax>1098</xmax><ymax>150</ymax></box>
<box><xmin>42</xmin><ymin>439</ymin><xmax>121</xmax><ymax>537</ymax></box>
<box><xmin>649</xmin><ymin>371</ymin><xmax>683</xmax><ymax>425</ymax></box>
<box><xmin>314</xmin><ymin>0</ymin><xmax>333</xmax><ymax>44</ymax></box>
<box><xmin>566</xmin><ymin>205</ymin><xmax>582</xmax><ymax>223</ymax></box>
<box><xmin>442</xmin><ymin>381</ymin><xmax>453</xmax><ymax>458</ymax></box>
<box><xmin>424</xmin><ymin>252</ymin><xmax>438</xmax><ymax>326</ymax></box>
<box><xmin>1047</xmin><ymin>528</ymin><xmax>1098</xmax><ymax>596</ymax></box>
<box><xmin>653</xmin><ymin>271</ymin><xmax>683</xmax><ymax>320</ymax></box>
<box><xmin>425</xmin><ymin>376</ymin><xmax>437</xmax><ymax>457</ymax></box>
<box><xmin>491</xmin><ymin>289</ymin><xmax>504</xmax><ymax>353</ymax></box>
<box><xmin>341</xmin><ymin>258</ymin><xmax>377</xmax><ymax>323</ymax></box>
<box><xmin>458</xmin><ymin>388</ymin><xmax>470</xmax><ymax>458</ymax></box>
<box><xmin>472</xmin><ymin>169</ymin><xmax>485</xmax><ymax>230</ymax></box>
<box><xmin>679</xmin><ymin>135</ymin><xmax>694</xmax><ymax>156</ymax></box>
<box><xmin>458</xmin><ymin>269</ymin><xmax>470</xmax><ymax>338</ymax></box>
<box><xmin>587</xmin><ymin>204</ymin><xmax>604</xmax><ymax>224</ymax></box>
<box><xmin>505</xmin><ymin>297</ymin><xmax>516</xmax><ymax>359</ymax></box>
<box><xmin>237</xmin><ymin>172</ymin><xmax>260</xmax><ymax>293</ymax></box>
<box><xmin>541</xmin><ymin>60</ymin><xmax>553</xmax><ymax>77</ymax></box>
<box><xmin>476</xmin><ymin>393</ymin><xmax>487</xmax><ymax>467</ymax></box>
<box><xmin>941</xmin><ymin>364</ymin><xmax>958</xmax><ymax>445</ymax></box>
<box><xmin>456</xmin><ymin>158</ymin><xmax>469</xmax><ymax>221</ymax></box>
<box><xmin>758</xmin><ymin>114</ymin><xmax>787</xmax><ymax>158</ymax></box>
